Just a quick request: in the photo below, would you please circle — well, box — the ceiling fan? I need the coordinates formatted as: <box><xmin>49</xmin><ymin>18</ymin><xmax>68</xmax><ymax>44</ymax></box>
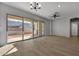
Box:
<box><xmin>51</xmin><ymin>12</ymin><xmax>60</xmax><ymax>20</ymax></box>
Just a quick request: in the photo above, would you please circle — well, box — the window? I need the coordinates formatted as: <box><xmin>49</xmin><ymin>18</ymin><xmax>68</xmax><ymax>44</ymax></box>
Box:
<box><xmin>7</xmin><ymin>15</ymin><xmax>23</xmax><ymax>43</ymax></box>
<box><xmin>23</xmin><ymin>18</ymin><xmax>33</xmax><ymax>40</ymax></box>
<box><xmin>34</xmin><ymin>20</ymin><xmax>39</xmax><ymax>37</ymax></box>
<box><xmin>7</xmin><ymin>14</ymin><xmax>45</xmax><ymax>43</ymax></box>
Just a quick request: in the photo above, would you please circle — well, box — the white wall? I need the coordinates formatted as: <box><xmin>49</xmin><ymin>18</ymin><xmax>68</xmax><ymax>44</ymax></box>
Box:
<box><xmin>44</xmin><ymin>20</ymin><xmax>50</xmax><ymax>36</ymax></box>
<box><xmin>51</xmin><ymin>13</ymin><xmax>79</xmax><ymax>38</ymax></box>
<box><xmin>52</xmin><ymin>16</ymin><xmax>70</xmax><ymax>37</ymax></box>
<box><xmin>0</xmin><ymin>3</ymin><xmax>50</xmax><ymax>45</ymax></box>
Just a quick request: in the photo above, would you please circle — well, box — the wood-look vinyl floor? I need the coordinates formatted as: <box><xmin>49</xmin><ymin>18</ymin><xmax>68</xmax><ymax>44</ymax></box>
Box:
<box><xmin>1</xmin><ymin>36</ymin><xmax>79</xmax><ymax>56</ymax></box>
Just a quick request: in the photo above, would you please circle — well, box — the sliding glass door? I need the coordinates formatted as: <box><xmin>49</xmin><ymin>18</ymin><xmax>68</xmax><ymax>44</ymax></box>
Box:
<box><xmin>34</xmin><ymin>20</ymin><xmax>45</xmax><ymax>37</ymax></box>
<box><xmin>7</xmin><ymin>14</ymin><xmax>45</xmax><ymax>43</ymax></box>
<box><xmin>7</xmin><ymin>15</ymin><xmax>23</xmax><ymax>43</ymax></box>
<box><xmin>34</xmin><ymin>20</ymin><xmax>38</xmax><ymax>37</ymax></box>
<box><xmin>38</xmin><ymin>21</ymin><xmax>42</xmax><ymax>36</ymax></box>
<box><xmin>41</xmin><ymin>22</ymin><xmax>45</xmax><ymax>35</ymax></box>
<box><xmin>38</xmin><ymin>21</ymin><xmax>45</xmax><ymax>36</ymax></box>
<box><xmin>23</xmin><ymin>18</ymin><xmax>33</xmax><ymax>40</ymax></box>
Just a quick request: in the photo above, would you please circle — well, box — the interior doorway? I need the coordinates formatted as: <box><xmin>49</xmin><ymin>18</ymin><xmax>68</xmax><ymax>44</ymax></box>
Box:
<box><xmin>70</xmin><ymin>18</ymin><xmax>79</xmax><ymax>37</ymax></box>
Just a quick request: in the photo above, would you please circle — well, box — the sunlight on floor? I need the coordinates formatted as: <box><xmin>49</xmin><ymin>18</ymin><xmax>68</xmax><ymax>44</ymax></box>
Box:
<box><xmin>5</xmin><ymin>47</ymin><xmax>18</xmax><ymax>55</ymax></box>
<box><xmin>0</xmin><ymin>44</ymin><xmax>18</xmax><ymax>56</ymax></box>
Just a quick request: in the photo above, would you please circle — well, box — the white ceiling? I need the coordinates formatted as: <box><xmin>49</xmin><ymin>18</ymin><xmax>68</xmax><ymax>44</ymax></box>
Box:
<box><xmin>2</xmin><ymin>2</ymin><xmax>79</xmax><ymax>20</ymax></box>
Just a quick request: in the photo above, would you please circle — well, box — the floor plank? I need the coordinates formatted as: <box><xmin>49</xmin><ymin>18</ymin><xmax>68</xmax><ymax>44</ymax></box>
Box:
<box><xmin>0</xmin><ymin>36</ymin><xmax>79</xmax><ymax>56</ymax></box>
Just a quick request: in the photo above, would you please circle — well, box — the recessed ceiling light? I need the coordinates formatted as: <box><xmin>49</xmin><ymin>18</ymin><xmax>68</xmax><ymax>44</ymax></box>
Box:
<box><xmin>58</xmin><ymin>5</ymin><xmax>61</xmax><ymax>8</ymax></box>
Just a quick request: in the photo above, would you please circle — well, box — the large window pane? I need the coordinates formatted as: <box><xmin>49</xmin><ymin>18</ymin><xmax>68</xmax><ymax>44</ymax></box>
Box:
<box><xmin>34</xmin><ymin>20</ymin><xmax>38</xmax><ymax>37</ymax></box>
<box><xmin>38</xmin><ymin>21</ymin><xmax>42</xmax><ymax>36</ymax></box>
<box><xmin>7</xmin><ymin>15</ymin><xmax>23</xmax><ymax>43</ymax></box>
<box><xmin>38</xmin><ymin>21</ymin><xmax>45</xmax><ymax>36</ymax></box>
<box><xmin>41</xmin><ymin>22</ymin><xmax>45</xmax><ymax>35</ymax></box>
<box><xmin>24</xmin><ymin>18</ymin><xmax>33</xmax><ymax>40</ymax></box>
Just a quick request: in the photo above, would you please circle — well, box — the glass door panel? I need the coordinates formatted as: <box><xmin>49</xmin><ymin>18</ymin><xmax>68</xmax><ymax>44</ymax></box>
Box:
<box><xmin>24</xmin><ymin>18</ymin><xmax>33</xmax><ymax>40</ymax></box>
<box><xmin>34</xmin><ymin>20</ymin><xmax>38</xmax><ymax>37</ymax></box>
<box><xmin>38</xmin><ymin>21</ymin><xmax>45</xmax><ymax>36</ymax></box>
<box><xmin>38</xmin><ymin>21</ymin><xmax>42</xmax><ymax>36</ymax></box>
<box><xmin>7</xmin><ymin>15</ymin><xmax>23</xmax><ymax>43</ymax></box>
<box><xmin>41</xmin><ymin>22</ymin><xmax>45</xmax><ymax>35</ymax></box>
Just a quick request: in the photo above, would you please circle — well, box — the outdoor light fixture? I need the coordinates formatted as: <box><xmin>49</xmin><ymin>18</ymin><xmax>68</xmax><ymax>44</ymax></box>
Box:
<box><xmin>30</xmin><ymin>2</ymin><xmax>41</xmax><ymax>11</ymax></box>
